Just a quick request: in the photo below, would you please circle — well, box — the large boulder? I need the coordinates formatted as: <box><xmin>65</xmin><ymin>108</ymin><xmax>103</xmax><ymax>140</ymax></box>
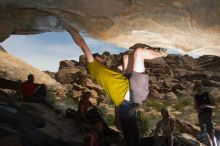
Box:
<box><xmin>196</xmin><ymin>55</ymin><xmax>220</xmax><ymax>72</ymax></box>
<box><xmin>0</xmin><ymin>51</ymin><xmax>65</xmax><ymax>98</ymax></box>
<box><xmin>0</xmin><ymin>45</ymin><xmax>6</xmax><ymax>52</ymax></box>
<box><xmin>175</xmin><ymin>119</ymin><xmax>200</xmax><ymax>139</ymax></box>
<box><xmin>56</xmin><ymin>60</ymin><xmax>87</xmax><ymax>84</ymax></box>
<box><xmin>1</xmin><ymin>0</ymin><xmax>220</xmax><ymax>55</ymax></box>
<box><xmin>56</xmin><ymin>60</ymin><xmax>104</xmax><ymax>98</ymax></box>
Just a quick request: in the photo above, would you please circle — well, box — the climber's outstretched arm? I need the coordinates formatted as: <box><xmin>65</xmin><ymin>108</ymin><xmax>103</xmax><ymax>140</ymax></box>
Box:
<box><xmin>62</xmin><ymin>20</ymin><xmax>94</xmax><ymax>63</ymax></box>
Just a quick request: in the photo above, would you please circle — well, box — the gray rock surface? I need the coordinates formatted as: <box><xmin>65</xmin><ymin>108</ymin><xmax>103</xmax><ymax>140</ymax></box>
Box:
<box><xmin>0</xmin><ymin>0</ymin><xmax>220</xmax><ymax>55</ymax></box>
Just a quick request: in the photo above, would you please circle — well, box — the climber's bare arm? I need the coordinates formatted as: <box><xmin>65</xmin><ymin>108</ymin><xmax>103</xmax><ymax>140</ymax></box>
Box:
<box><xmin>62</xmin><ymin>20</ymin><xmax>94</xmax><ymax>63</ymax></box>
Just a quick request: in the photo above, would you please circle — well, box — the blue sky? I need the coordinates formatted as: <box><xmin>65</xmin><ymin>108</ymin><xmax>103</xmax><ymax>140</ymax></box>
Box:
<box><xmin>0</xmin><ymin>32</ymin><xmax>128</xmax><ymax>71</ymax></box>
<box><xmin>1</xmin><ymin>32</ymin><xmax>185</xmax><ymax>72</ymax></box>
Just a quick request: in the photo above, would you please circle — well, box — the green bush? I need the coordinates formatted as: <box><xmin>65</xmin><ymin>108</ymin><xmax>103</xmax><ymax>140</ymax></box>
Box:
<box><xmin>143</xmin><ymin>99</ymin><xmax>164</xmax><ymax>111</ymax></box>
<box><xmin>173</xmin><ymin>98</ymin><xmax>192</xmax><ymax>111</ymax></box>
<box><xmin>105</xmin><ymin>114</ymin><xmax>115</xmax><ymax>126</ymax></box>
<box><xmin>137</xmin><ymin>111</ymin><xmax>152</xmax><ymax>137</ymax></box>
<box><xmin>216</xmin><ymin>96</ymin><xmax>220</xmax><ymax>104</ymax></box>
<box><xmin>46</xmin><ymin>88</ymin><xmax>58</xmax><ymax>104</ymax></box>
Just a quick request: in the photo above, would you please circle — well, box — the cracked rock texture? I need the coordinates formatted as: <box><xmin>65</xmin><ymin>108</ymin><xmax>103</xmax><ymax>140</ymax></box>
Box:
<box><xmin>0</xmin><ymin>0</ymin><xmax>220</xmax><ymax>55</ymax></box>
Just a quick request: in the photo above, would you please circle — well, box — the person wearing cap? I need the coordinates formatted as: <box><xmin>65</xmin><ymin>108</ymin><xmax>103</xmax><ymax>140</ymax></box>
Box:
<box><xmin>193</xmin><ymin>81</ymin><xmax>217</xmax><ymax>146</ymax></box>
<box><xmin>154</xmin><ymin>108</ymin><xmax>175</xmax><ymax>146</ymax></box>
<box><xmin>62</xmin><ymin>20</ymin><xmax>167</xmax><ymax>146</ymax></box>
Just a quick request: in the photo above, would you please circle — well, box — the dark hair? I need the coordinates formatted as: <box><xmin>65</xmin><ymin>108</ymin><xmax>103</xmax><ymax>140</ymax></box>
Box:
<box><xmin>161</xmin><ymin>108</ymin><xmax>169</xmax><ymax>117</ymax></box>
<box><xmin>28</xmin><ymin>74</ymin><xmax>34</xmax><ymax>82</ymax></box>
<box><xmin>129</xmin><ymin>43</ymin><xmax>151</xmax><ymax>50</ymax></box>
<box><xmin>28</xmin><ymin>74</ymin><xmax>34</xmax><ymax>79</ymax></box>
<box><xmin>93</xmin><ymin>53</ymin><xmax>101</xmax><ymax>58</ymax></box>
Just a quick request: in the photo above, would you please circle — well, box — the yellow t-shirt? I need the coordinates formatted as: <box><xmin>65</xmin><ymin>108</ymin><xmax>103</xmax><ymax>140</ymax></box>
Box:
<box><xmin>87</xmin><ymin>60</ymin><xmax>129</xmax><ymax>106</ymax></box>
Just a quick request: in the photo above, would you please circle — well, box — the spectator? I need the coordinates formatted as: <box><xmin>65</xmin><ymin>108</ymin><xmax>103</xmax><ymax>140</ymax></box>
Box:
<box><xmin>154</xmin><ymin>108</ymin><xmax>175</xmax><ymax>146</ymax></box>
<box><xmin>194</xmin><ymin>81</ymin><xmax>217</xmax><ymax>146</ymax></box>
<box><xmin>20</xmin><ymin>74</ymin><xmax>51</xmax><ymax>107</ymax></box>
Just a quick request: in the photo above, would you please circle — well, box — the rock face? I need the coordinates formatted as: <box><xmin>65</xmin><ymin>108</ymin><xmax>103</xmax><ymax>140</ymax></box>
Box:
<box><xmin>56</xmin><ymin>53</ymin><xmax>220</xmax><ymax>102</ymax></box>
<box><xmin>21</xmin><ymin>103</ymin><xmax>82</xmax><ymax>145</ymax></box>
<box><xmin>1</xmin><ymin>0</ymin><xmax>220</xmax><ymax>55</ymax></box>
<box><xmin>0</xmin><ymin>45</ymin><xmax>6</xmax><ymax>52</ymax></box>
<box><xmin>0</xmin><ymin>90</ymin><xmax>81</xmax><ymax>146</ymax></box>
<box><xmin>55</xmin><ymin>60</ymin><xmax>104</xmax><ymax>101</ymax></box>
<box><xmin>1</xmin><ymin>50</ymin><xmax>219</xmax><ymax>145</ymax></box>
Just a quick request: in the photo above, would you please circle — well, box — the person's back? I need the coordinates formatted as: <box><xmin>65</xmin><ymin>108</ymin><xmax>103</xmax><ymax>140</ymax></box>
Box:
<box><xmin>193</xmin><ymin>82</ymin><xmax>216</xmax><ymax>146</ymax></box>
<box><xmin>195</xmin><ymin>92</ymin><xmax>212</xmax><ymax>113</ymax></box>
<box><xmin>88</xmin><ymin>59</ymin><xmax>129</xmax><ymax>106</ymax></box>
<box><xmin>160</xmin><ymin>118</ymin><xmax>174</xmax><ymax>136</ymax></box>
<box><xmin>20</xmin><ymin>81</ymin><xmax>38</xmax><ymax>100</ymax></box>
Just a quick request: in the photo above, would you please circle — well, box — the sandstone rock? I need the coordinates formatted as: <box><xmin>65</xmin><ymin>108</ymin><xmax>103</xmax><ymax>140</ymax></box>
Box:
<box><xmin>196</xmin><ymin>55</ymin><xmax>220</xmax><ymax>72</ymax></box>
<box><xmin>179</xmin><ymin>73</ymin><xmax>208</xmax><ymax>81</ymax></box>
<box><xmin>174</xmin><ymin>89</ymin><xmax>189</xmax><ymax>98</ymax></box>
<box><xmin>102</xmin><ymin>51</ymin><xmax>111</xmax><ymax>56</ymax></box>
<box><xmin>59</xmin><ymin>60</ymin><xmax>79</xmax><ymax>69</ymax></box>
<box><xmin>56</xmin><ymin>60</ymin><xmax>88</xmax><ymax>84</ymax></box>
<box><xmin>0</xmin><ymin>45</ymin><xmax>6</xmax><ymax>52</ymax></box>
<box><xmin>150</xmin><ymin>84</ymin><xmax>160</xmax><ymax>91</ymax></box>
<box><xmin>89</xmin><ymin>97</ymin><xmax>97</xmax><ymax>106</ymax></box>
<box><xmin>44</xmin><ymin>70</ymin><xmax>56</xmax><ymax>79</ymax></box>
<box><xmin>146</xmin><ymin>58</ymin><xmax>167</xmax><ymax>70</ymax></box>
<box><xmin>0</xmin><ymin>137</ymin><xmax>22</xmax><ymax>146</ymax></box>
<box><xmin>175</xmin><ymin>119</ymin><xmax>200</xmax><ymax>139</ymax></box>
<box><xmin>79</xmin><ymin>55</ymin><xmax>87</xmax><ymax>66</ymax></box>
<box><xmin>165</xmin><ymin>55</ymin><xmax>185</xmax><ymax>68</ymax></box>
<box><xmin>0</xmin><ymin>50</ymin><xmax>65</xmax><ymax>98</ymax></box>
<box><xmin>148</xmin><ymin>89</ymin><xmax>161</xmax><ymax>99</ymax></box>
<box><xmin>172</xmin><ymin>83</ymin><xmax>185</xmax><ymax>92</ymax></box>
<box><xmin>210</xmin><ymin>75</ymin><xmax>220</xmax><ymax>82</ymax></box>
<box><xmin>165</xmin><ymin>55</ymin><xmax>196</xmax><ymax>70</ymax></box>
<box><xmin>181</xmin><ymin>55</ymin><xmax>197</xmax><ymax>70</ymax></box>
<box><xmin>1</xmin><ymin>0</ymin><xmax>220</xmax><ymax>55</ymax></box>
<box><xmin>177</xmin><ymin>133</ymin><xmax>203</xmax><ymax>146</ymax></box>
<box><xmin>20</xmin><ymin>103</ymin><xmax>81</xmax><ymax>145</ymax></box>
<box><xmin>149</xmin><ymin>76</ymin><xmax>157</xmax><ymax>84</ymax></box>
<box><xmin>202</xmin><ymin>79</ymin><xmax>220</xmax><ymax>87</ymax></box>
<box><xmin>165</xmin><ymin>92</ymin><xmax>177</xmax><ymax>101</ymax></box>
<box><xmin>0</xmin><ymin>19</ymin><xmax>15</xmax><ymax>42</ymax></box>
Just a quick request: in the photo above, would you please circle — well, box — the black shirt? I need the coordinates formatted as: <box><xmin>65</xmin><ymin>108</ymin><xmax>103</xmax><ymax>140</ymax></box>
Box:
<box><xmin>194</xmin><ymin>92</ymin><xmax>212</xmax><ymax>113</ymax></box>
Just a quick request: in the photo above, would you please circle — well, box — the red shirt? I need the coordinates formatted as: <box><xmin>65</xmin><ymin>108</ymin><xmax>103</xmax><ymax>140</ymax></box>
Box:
<box><xmin>20</xmin><ymin>82</ymin><xmax>39</xmax><ymax>100</ymax></box>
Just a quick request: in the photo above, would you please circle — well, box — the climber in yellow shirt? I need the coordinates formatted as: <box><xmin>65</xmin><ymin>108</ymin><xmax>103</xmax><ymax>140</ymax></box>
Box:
<box><xmin>62</xmin><ymin>19</ymin><xmax>167</xmax><ymax>146</ymax></box>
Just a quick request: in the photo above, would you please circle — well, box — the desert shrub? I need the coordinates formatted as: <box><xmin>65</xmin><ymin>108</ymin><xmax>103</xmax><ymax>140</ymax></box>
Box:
<box><xmin>143</xmin><ymin>99</ymin><xmax>164</xmax><ymax>111</ymax></box>
<box><xmin>46</xmin><ymin>84</ymin><xmax>59</xmax><ymax>104</ymax></box>
<box><xmin>216</xmin><ymin>96</ymin><xmax>220</xmax><ymax>104</ymax></box>
<box><xmin>173</xmin><ymin>98</ymin><xmax>192</xmax><ymax>111</ymax></box>
<box><xmin>137</xmin><ymin>111</ymin><xmax>152</xmax><ymax>137</ymax></box>
<box><xmin>105</xmin><ymin>114</ymin><xmax>115</xmax><ymax>126</ymax></box>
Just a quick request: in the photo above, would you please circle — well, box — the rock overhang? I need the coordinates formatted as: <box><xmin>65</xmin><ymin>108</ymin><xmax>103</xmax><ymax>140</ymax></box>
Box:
<box><xmin>0</xmin><ymin>0</ymin><xmax>220</xmax><ymax>55</ymax></box>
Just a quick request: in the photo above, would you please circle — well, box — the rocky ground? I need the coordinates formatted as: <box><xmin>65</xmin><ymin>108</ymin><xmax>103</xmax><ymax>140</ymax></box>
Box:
<box><xmin>53</xmin><ymin>52</ymin><xmax>220</xmax><ymax>125</ymax></box>
<box><xmin>0</xmin><ymin>49</ymin><xmax>220</xmax><ymax>145</ymax></box>
<box><xmin>45</xmin><ymin>52</ymin><xmax>220</xmax><ymax>145</ymax></box>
